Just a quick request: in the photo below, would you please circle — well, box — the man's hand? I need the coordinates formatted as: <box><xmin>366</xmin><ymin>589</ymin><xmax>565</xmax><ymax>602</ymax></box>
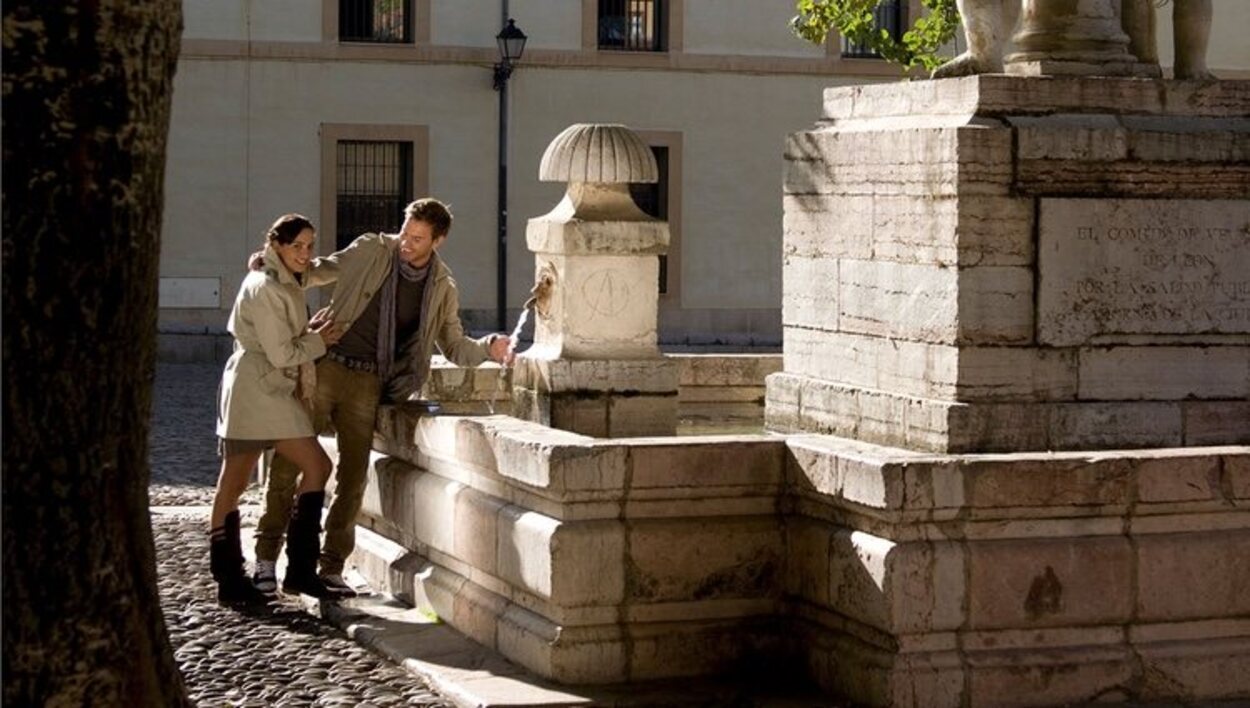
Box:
<box><xmin>489</xmin><ymin>335</ymin><xmax>514</xmax><ymax>366</ymax></box>
<box><xmin>247</xmin><ymin>249</ymin><xmax>265</xmax><ymax>271</ymax></box>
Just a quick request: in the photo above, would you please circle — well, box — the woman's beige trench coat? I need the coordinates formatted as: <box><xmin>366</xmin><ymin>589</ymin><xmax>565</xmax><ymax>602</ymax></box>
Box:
<box><xmin>216</xmin><ymin>247</ymin><xmax>325</xmax><ymax>441</ymax></box>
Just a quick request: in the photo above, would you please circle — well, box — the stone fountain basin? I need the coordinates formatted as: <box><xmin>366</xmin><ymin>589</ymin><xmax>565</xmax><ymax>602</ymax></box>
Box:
<box><xmin>328</xmin><ymin>355</ymin><xmax>1250</xmax><ymax>704</ymax></box>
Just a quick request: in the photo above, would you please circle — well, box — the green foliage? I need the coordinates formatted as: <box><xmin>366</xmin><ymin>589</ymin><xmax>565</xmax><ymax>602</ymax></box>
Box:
<box><xmin>792</xmin><ymin>0</ymin><xmax>962</xmax><ymax>72</ymax></box>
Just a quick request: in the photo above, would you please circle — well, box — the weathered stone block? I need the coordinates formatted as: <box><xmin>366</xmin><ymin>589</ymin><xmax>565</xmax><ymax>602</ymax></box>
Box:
<box><xmin>496</xmin><ymin>509</ymin><xmax>625</xmax><ymax>607</ymax></box>
<box><xmin>966</xmin><ymin>647</ymin><xmax>1134</xmax><ymax>707</ymax></box>
<box><xmin>1078</xmin><ymin>346</ymin><xmax>1250</xmax><ymax>400</ymax></box>
<box><xmin>838</xmin><ymin>260</ymin><xmax>957</xmax><ymax>341</ymax></box>
<box><xmin>838</xmin><ymin>260</ymin><xmax>1032</xmax><ymax>344</ymax></box>
<box><xmin>782</xmin><ymin>254</ymin><xmax>839</xmax><ymax>331</ymax></box>
<box><xmin>627</xmin><ymin>518</ymin><xmax>781</xmax><ymax>603</ymax></box>
<box><xmin>628</xmin><ymin>439</ymin><xmax>783</xmax><ymax>490</ymax></box>
<box><xmin>1124</xmin><ymin>116</ymin><xmax>1250</xmax><ymax>163</ymax></box>
<box><xmin>513</xmin><ymin>356</ymin><xmax>679</xmax><ymax>394</ymax></box>
<box><xmin>967</xmin><ymin>537</ymin><xmax>1133</xmax><ymax>629</ymax></box>
<box><xmin>957</xmin><ymin>346</ymin><xmax>1078</xmax><ymax>401</ymax></box>
<box><xmin>606</xmin><ymin>394</ymin><xmax>678</xmax><ymax>438</ymax></box>
<box><xmin>825</xmin><ymin>530</ymin><xmax>965</xmax><ymax>635</ymax></box>
<box><xmin>673</xmin><ymin>353</ymin><xmax>782</xmax><ymax>388</ymax></box>
<box><xmin>496</xmin><ymin>505</ymin><xmax>556</xmax><ymax>599</ymax></box>
<box><xmin>1228</xmin><ymin>454</ymin><xmax>1250</xmax><ymax>500</ymax></box>
<box><xmin>820</xmin><ymin>76</ymin><xmax>1250</xmax><ymax>123</ymax></box>
<box><xmin>782</xmin><ymin>194</ymin><xmax>1034</xmax><ymax>268</ymax></box>
<box><xmin>628</xmin><ymin>620</ymin><xmax>775</xmax><ymax>680</ymax></box>
<box><xmin>1136</xmin><ymin>530</ymin><xmax>1250</xmax><ymax>622</ymax></box>
<box><xmin>529</xmin><ymin>253</ymin><xmax>660</xmax><ymax>359</ymax></box>
<box><xmin>454</xmin><ymin>486</ymin><xmax>506</xmax><ymax>575</ymax></box>
<box><xmin>787</xmin><ymin>437</ymin><xmax>842</xmax><ymax>497</ymax></box>
<box><xmin>1136</xmin><ymin>637</ymin><xmax>1250</xmax><ymax>702</ymax></box>
<box><xmin>1182</xmin><ymin>401</ymin><xmax>1250</xmax><ymax>446</ymax></box>
<box><xmin>960</xmin><ymin>456</ymin><xmax>1133</xmax><ymax>509</ymax></box>
<box><xmin>784</xmin><ymin>517</ymin><xmax>831</xmax><ymax>603</ymax></box>
<box><xmin>784</xmin><ymin>127</ymin><xmax>1013</xmax><ymax>198</ymax></box>
<box><xmin>1136</xmin><ymin>455</ymin><xmax>1223</xmax><ymax>504</ymax></box>
<box><xmin>449</xmin><ymin>573</ymin><xmax>506</xmax><ymax>650</ymax></box>
<box><xmin>1047</xmin><ymin>401</ymin><xmax>1183</xmax><ymax>449</ymax></box>
<box><xmin>496</xmin><ymin>606</ymin><xmax>627</xmax><ymax>684</ymax></box>
<box><xmin>1011</xmin><ymin>113</ymin><xmax>1128</xmax><ymax>161</ymax></box>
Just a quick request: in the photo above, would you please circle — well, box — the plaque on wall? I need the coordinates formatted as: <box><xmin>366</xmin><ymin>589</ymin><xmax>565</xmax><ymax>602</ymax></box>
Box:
<box><xmin>159</xmin><ymin>277</ymin><xmax>221</xmax><ymax>309</ymax></box>
<box><xmin>1038</xmin><ymin>199</ymin><xmax>1250</xmax><ymax>346</ymax></box>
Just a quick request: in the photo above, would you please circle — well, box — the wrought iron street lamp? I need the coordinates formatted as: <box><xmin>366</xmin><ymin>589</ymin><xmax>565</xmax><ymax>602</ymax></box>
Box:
<box><xmin>493</xmin><ymin>19</ymin><xmax>527</xmax><ymax>90</ymax></box>
<box><xmin>493</xmin><ymin>17</ymin><xmax>527</xmax><ymax>331</ymax></box>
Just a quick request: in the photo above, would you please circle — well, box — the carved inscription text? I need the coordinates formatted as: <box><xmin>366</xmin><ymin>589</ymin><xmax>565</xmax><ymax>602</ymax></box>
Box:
<box><xmin>1039</xmin><ymin>199</ymin><xmax>1250</xmax><ymax>345</ymax></box>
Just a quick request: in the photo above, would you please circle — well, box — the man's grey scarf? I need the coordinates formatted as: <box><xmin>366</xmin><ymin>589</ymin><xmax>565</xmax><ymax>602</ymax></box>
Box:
<box><xmin>376</xmin><ymin>254</ymin><xmax>432</xmax><ymax>384</ymax></box>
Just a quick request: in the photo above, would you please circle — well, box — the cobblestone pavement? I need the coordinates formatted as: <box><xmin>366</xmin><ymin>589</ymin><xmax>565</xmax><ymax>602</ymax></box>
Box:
<box><xmin>151</xmin><ymin>363</ymin><xmax>450</xmax><ymax>707</ymax></box>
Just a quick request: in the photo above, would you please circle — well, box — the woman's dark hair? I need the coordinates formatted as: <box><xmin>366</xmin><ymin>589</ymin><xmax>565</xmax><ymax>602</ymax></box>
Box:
<box><xmin>266</xmin><ymin>213</ymin><xmax>315</xmax><ymax>245</ymax></box>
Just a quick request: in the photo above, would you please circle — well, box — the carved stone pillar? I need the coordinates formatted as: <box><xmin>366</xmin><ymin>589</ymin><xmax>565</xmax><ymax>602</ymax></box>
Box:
<box><xmin>512</xmin><ymin>123</ymin><xmax>678</xmax><ymax>437</ymax></box>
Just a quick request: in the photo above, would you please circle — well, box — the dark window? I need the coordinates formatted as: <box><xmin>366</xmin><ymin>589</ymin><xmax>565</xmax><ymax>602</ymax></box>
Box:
<box><xmin>841</xmin><ymin>0</ymin><xmax>904</xmax><ymax>58</ymax></box>
<box><xmin>340</xmin><ymin>0</ymin><xmax>411</xmax><ymax>43</ymax></box>
<box><xmin>598</xmin><ymin>0</ymin><xmax>665</xmax><ymax>52</ymax></box>
<box><xmin>630</xmin><ymin>146</ymin><xmax>670</xmax><ymax>294</ymax></box>
<box><xmin>336</xmin><ymin>141</ymin><xmax>412</xmax><ymax>250</ymax></box>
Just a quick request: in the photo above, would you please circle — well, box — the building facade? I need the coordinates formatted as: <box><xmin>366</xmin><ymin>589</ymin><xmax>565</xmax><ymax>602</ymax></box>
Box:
<box><xmin>160</xmin><ymin>0</ymin><xmax>1250</xmax><ymax>359</ymax></box>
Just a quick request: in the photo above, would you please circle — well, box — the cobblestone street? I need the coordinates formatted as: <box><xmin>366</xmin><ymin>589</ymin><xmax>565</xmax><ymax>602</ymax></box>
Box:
<box><xmin>150</xmin><ymin>363</ymin><xmax>450</xmax><ymax>707</ymax></box>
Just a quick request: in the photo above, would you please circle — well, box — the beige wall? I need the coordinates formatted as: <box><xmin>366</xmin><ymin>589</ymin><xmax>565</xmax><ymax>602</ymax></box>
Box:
<box><xmin>430</xmin><ymin>1</ymin><xmax>497</xmax><ymax>49</ymax></box>
<box><xmin>161</xmin><ymin>0</ymin><xmax>1250</xmax><ymax>345</ymax></box>
<box><xmin>684</xmin><ymin>0</ymin><xmax>826</xmax><ymax>58</ymax></box>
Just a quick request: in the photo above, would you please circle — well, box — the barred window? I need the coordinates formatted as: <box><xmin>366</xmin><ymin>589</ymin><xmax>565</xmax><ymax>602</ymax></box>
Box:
<box><xmin>340</xmin><ymin>0</ymin><xmax>411</xmax><ymax>43</ymax></box>
<box><xmin>841</xmin><ymin>0</ymin><xmax>904</xmax><ymax>58</ymax></box>
<box><xmin>598</xmin><ymin>0</ymin><xmax>665</xmax><ymax>52</ymax></box>
<box><xmin>629</xmin><ymin>146</ymin><xmax>670</xmax><ymax>294</ymax></box>
<box><xmin>335</xmin><ymin>141</ymin><xmax>412</xmax><ymax>250</ymax></box>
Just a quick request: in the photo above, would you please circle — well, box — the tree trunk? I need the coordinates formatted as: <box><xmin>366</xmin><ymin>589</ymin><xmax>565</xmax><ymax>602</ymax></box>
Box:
<box><xmin>2</xmin><ymin>2</ymin><xmax>188</xmax><ymax>705</ymax></box>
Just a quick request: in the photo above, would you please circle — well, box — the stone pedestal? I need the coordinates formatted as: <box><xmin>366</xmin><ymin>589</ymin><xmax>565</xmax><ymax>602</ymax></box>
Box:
<box><xmin>514</xmin><ymin>124</ymin><xmax>678</xmax><ymax>438</ymax></box>
<box><xmin>770</xmin><ymin>75</ymin><xmax>1250</xmax><ymax>454</ymax></box>
<box><xmin>768</xmin><ymin>75</ymin><xmax>1250</xmax><ymax>705</ymax></box>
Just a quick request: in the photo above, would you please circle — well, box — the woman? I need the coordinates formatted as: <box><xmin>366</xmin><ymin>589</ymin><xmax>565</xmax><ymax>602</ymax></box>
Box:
<box><xmin>211</xmin><ymin>214</ymin><xmax>341</xmax><ymax>603</ymax></box>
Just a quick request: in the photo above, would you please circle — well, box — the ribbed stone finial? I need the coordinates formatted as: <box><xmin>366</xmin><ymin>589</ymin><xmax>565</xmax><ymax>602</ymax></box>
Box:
<box><xmin>539</xmin><ymin>123</ymin><xmax>658</xmax><ymax>184</ymax></box>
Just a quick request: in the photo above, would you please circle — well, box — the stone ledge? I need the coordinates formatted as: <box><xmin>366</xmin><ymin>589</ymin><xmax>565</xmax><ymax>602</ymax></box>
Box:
<box><xmin>820</xmin><ymin>75</ymin><xmax>1250</xmax><ymax>125</ymax></box>
<box><xmin>766</xmin><ymin>372</ymin><xmax>1250</xmax><ymax>453</ymax></box>
<box><xmin>347</xmin><ymin>525</ymin><xmax>786</xmax><ymax>686</ymax></box>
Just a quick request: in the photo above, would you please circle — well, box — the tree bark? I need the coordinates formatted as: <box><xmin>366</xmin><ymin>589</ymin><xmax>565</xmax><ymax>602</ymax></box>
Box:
<box><xmin>2</xmin><ymin>2</ymin><xmax>188</xmax><ymax>705</ymax></box>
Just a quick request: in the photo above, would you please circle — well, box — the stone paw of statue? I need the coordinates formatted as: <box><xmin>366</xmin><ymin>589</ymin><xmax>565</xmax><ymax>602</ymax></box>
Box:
<box><xmin>931</xmin><ymin>52</ymin><xmax>1002</xmax><ymax>79</ymax></box>
<box><xmin>1175</xmin><ymin>67</ymin><xmax>1217</xmax><ymax>81</ymax></box>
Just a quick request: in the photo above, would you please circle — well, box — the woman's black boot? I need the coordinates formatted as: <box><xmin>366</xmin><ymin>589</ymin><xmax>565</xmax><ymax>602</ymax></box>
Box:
<box><xmin>210</xmin><ymin>510</ymin><xmax>268</xmax><ymax>605</ymax></box>
<box><xmin>282</xmin><ymin>491</ymin><xmax>333</xmax><ymax>599</ymax></box>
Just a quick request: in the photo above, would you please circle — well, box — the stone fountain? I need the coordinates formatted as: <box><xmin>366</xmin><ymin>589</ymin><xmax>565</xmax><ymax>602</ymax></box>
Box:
<box><xmin>510</xmin><ymin>123</ymin><xmax>678</xmax><ymax>438</ymax></box>
<box><xmin>340</xmin><ymin>16</ymin><xmax>1249</xmax><ymax>701</ymax></box>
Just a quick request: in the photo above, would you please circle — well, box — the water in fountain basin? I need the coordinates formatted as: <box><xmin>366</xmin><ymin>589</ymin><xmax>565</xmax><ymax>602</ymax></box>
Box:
<box><xmin>487</xmin><ymin>301</ymin><xmax>533</xmax><ymax>415</ymax></box>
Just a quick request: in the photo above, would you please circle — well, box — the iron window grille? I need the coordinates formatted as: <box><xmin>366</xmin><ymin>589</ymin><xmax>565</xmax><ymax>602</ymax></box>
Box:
<box><xmin>840</xmin><ymin>0</ymin><xmax>904</xmax><ymax>58</ymax></box>
<box><xmin>335</xmin><ymin>141</ymin><xmax>412</xmax><ymax>250</ymax></box>
<box><xmin>598</xmin><ymin>0</ymin><xmax>665</xmax><ymax>52</ymax></box>
<box><xmin>339</xmin><ymin>0</ymin><xmax>411</xmax><ymax>43</ymax></box>
<box><xmin>629</xmin><ymin>146</ymin><xmax>670</xmax><ymax>294</ymax></box>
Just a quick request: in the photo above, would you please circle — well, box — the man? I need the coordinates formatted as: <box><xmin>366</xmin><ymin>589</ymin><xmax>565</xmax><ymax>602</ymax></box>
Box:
<box><xmin>253</xmin><ymin>198</ymin><xmax>511</xmax><ymax>596</ymax></box>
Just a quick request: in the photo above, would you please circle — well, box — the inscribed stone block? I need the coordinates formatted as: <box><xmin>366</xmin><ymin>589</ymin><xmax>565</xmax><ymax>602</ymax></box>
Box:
<box><xmin>1038</xmin><ymin>199</ymin><xmax>1250</xmax><ymax>346</ymax></box>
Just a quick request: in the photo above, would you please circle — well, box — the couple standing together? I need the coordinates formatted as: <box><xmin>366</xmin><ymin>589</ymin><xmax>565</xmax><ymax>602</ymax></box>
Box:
<box><xmin>209</xmin><ymin>198</ymin><xmax>512</xmax><ymax>603</ymax></box>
